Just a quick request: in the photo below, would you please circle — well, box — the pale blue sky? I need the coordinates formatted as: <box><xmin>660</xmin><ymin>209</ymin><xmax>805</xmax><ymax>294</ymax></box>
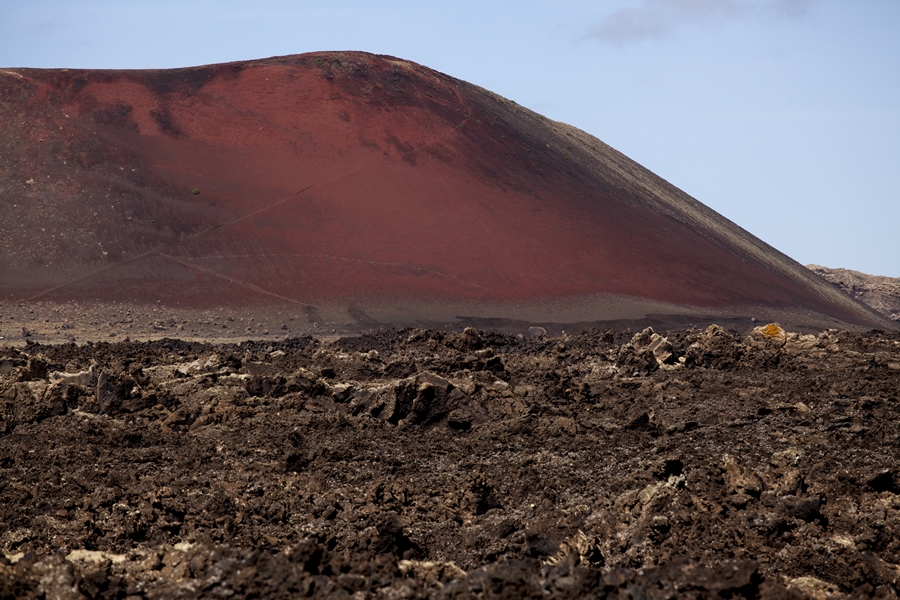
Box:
<box><xmin>2</xmin><ymin>0</ymin><xmax>898</xmax><ymax>276</ymax></box>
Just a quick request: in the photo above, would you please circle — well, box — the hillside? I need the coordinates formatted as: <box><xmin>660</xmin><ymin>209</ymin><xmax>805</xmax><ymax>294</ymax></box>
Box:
<box><xmin>808</xmin><ymin>265</ymin><xmax>900</xmax><ymax>323</ymax></box>
<box><xmin>0</xmin><ymin>53</ymin><xmax>892</xmax><ymax>332</ymax></box>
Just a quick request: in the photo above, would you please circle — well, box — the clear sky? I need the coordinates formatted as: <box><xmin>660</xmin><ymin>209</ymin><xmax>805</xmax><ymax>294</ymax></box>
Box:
<box><xmin>2</xmin><ymin>0</ymin><xmax>898</xmax><ymax>276</ymax></box>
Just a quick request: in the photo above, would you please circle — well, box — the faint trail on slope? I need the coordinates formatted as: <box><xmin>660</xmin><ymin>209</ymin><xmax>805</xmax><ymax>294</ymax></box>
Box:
<box><xmin>158</xmin><ymin>253</ymin><xmax>313</xmax><ymax>307</ymax></box>
<box><xmin>171</xmin><ymin>252</ymin><xmax>482</xmax><ymax>291</ymax></box>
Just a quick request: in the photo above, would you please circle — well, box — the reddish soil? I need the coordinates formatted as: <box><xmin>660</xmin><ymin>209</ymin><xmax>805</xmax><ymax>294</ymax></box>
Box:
<box><xmin>0</xmin><ymin>53</ymin><xmax>891</xmax><ymax>331</ymax></box>
<box><xmin>2</xmin><ymin>325</ymin><xmax>899</xmax><ymax>598</ymax></box>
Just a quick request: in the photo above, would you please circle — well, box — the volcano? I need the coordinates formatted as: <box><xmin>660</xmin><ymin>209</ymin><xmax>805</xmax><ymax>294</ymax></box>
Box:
<box><xmin>0</xmin><ymin>52</ymin><xmax>890</xmax><ymax>331</ymax></box>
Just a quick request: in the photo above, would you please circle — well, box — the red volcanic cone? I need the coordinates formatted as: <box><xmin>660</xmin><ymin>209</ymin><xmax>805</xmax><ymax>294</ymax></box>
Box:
<box><xmin>0</xmin><ymin>53</ymin><xmax>890</xmax><ymax>330</ymax></box>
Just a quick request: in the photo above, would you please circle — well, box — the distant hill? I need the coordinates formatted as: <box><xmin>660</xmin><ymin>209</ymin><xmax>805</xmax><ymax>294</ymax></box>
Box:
<box><xmin>808</xmin><ymin>266</ymin><xmax>900</xmax><ymax>323</ymax></box>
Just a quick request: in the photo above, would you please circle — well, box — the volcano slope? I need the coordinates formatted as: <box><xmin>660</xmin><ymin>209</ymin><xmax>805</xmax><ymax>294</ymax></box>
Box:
<box><xmin>0</xmin><ymin>52</ymin><xmax>892</xmax><ymax>333</ymax></box>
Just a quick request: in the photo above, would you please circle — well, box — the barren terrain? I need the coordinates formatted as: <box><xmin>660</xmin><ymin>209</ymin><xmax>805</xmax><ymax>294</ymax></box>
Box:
<box><xmin>2</xmin><ymin>324</ymin><xmax>899</xmax><ymax>598</ymax></box>
<box><xmin>1</xmin><ymin>53</ymin><xmax>891</xmax><ymax>330</ymax></box>
<box><xmin>3</xmin><ymin>51</ymin><xmax>899</xmax><ymax>600</ymax></box>
<box><xmin>808</xmin><ymin>267</ymin><xmax>900</xmax><ymax>323</ymax></box>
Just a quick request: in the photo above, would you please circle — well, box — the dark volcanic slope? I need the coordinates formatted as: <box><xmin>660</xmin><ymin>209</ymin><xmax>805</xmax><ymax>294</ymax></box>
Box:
<box><xmin>0</xmin><ymin>53</ymin><xmax>889</xmax><ymax>329</ymax></box>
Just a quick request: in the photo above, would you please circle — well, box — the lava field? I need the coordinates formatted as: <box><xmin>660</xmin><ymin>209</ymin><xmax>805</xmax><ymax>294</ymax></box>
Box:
<box><xmin>2</xmin><ymin>324</ymin><xmax>899</xmax><ymax>598</ymax></box>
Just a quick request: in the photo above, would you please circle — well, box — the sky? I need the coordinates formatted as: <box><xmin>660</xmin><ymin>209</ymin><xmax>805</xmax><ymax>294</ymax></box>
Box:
<box><xmin>2</xmin><ymin>0</ymin><xmax>898</xmax><ymax>276</ymax></box>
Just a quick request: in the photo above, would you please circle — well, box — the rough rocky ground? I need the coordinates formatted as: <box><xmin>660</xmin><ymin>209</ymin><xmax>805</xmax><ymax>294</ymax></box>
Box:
<box><xmin>808</xmin><ymin>266</ymin><xmax>900</xmax><ymax>323</ymax></box>
<box><xmin>1</xmin><ymin>324</ymin><xmax>899</xmax><ymax>599</ymax></box>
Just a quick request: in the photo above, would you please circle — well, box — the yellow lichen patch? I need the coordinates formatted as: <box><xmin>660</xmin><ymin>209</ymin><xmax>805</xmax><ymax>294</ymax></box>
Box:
<box><xmin>749</xmin><ymin>322</ymin><xmax>787</xmax><ymax>347</ymax></box>
<box><xmin>762</xmin><ymin>323</ymin><xmax>784</xmax><ymax>338</ymax></box>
